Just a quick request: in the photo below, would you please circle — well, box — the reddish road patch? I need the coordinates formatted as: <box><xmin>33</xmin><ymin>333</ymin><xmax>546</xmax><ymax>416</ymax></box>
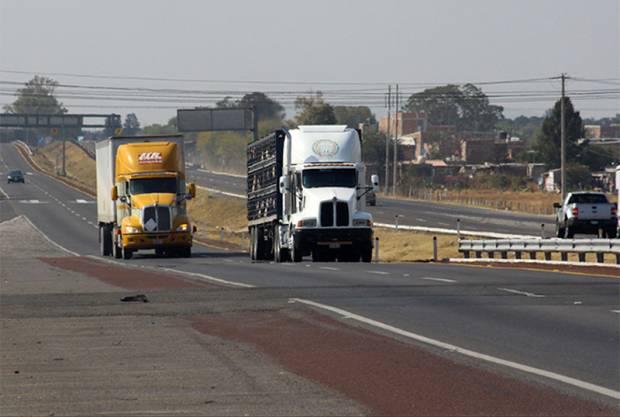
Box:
<box><xmin>190</xmin><ymin>309</ymin><xmax>616</xmax><ymax>416</ymax></box>
<box><xmin>40</xmin><ymin>256</ymin><xmax>214</xmax><ymax>290</ymax></box>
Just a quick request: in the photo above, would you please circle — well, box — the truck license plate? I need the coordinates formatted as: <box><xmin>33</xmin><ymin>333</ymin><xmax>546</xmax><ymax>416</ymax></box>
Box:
<box><xmin>329</xmin><ymin>243</ymin><xmax>340</xmax><ymax>249</ymax></box>
<box><xmin>591</xmin><ymin>221</ymin><xmax>598</xmax><ymax>225</ymax></box>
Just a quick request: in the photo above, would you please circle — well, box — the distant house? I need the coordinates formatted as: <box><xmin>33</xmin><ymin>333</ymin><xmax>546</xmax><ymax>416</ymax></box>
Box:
<box><xmin>542</xmin><ymin>169</ymin><xmax>561</xmax><ymax>193</ymax></box>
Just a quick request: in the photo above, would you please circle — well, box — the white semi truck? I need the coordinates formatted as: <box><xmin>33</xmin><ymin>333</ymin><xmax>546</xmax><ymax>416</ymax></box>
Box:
<box><xmin>247</xmin><ymin>125</ymin><xmax>378</xmax><ymax>262</ymax></box>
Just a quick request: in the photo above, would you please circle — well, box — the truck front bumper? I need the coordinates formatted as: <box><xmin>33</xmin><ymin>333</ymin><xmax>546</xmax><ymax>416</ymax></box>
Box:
<box><xmin>122</xmin><ymin>231</ymin><xmax>192</xmax><ymax>250</ymax></box>
<box><xmin>294</xmin><ymin>227</ymin><xmax>373</xmax><ymax>252</ymax></box>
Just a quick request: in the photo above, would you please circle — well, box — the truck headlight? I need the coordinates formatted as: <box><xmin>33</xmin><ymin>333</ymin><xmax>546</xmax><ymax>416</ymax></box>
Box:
<box><xmin>124</xmin><ymin>226</ymin><xmax>140</xmax><ymax>234</ymax></box>
<box><xmin>353</xmin><ymin>219</ymin><xmax>372</xmax><ymax>227</ymax></box>
<box><xmin>176</xmin><ymin>223</ymin><xmax>190</xmax><ymax>232</ymax></box>
<box><xmin>296</xmin><ymin>218</ymin><xmax>317</xmax><ymax>228</ymax></box>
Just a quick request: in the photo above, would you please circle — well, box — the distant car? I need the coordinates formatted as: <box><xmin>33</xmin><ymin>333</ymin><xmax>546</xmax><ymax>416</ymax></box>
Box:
<box><xmin>554</xmin><ymin>192</ymin><xmax>617</xmax><ymax>238</ymax></box>
<box><xmin>7</xmin><ymin>170</ymin><xmax>25</xmax><ymax>184</ymax></box>
<box><xmin>366</xmin><ymin>190</ymin><xmax>376</xmax><ymax>206</ymax></box>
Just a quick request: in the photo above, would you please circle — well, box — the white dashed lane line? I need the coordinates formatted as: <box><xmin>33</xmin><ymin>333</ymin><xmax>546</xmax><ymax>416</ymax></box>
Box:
<box><xmin>368</xmin><ymin>270</ymin><xmax>389</xmax><ymax>275</ymax></box>
<box><xmin>498</xmin><ymin>288</ymin><xmax>545</xmax><ymax>298</ymax></box>
<box><xmin>421</xmin><ymin>277</ymin><xmax>457</xmax><ymax>283</ymax></box>
<box><xmin>319</xmin><ymin>266</ymin><xmax>340</xmax><ymax>271</ymax></box>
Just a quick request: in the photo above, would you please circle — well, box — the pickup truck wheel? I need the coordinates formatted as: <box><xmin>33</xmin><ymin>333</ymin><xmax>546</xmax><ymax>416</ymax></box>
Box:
<box><xmin>606</xmin><ymin>228</ymin><xmax>617</xmax><ymax>239</ymax></box>
<box><xmin>555</xmin><ymin>222</ymin><xmax>565</xmax><ymax>238</ymax></box>
<box><xmin>564</xmin><ymin>225</ymin><xmax>574</xmax><ymax>239</ymax></box>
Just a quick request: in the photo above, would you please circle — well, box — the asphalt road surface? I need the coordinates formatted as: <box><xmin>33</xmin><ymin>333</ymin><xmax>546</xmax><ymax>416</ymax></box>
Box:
<box><xmin>186</xmin><ymin>167</ymin><xmax>555</xmax><ymax>237</ymax></box>
<box><xmin>1</xmin><ymin>143</ymin><xmax>619</xmax><ymax>411</ymax></box>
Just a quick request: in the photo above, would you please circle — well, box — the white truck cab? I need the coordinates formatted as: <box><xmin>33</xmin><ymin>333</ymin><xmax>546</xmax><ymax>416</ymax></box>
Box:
<box><xmin>247</xmin><ymin>125</ymin><xmax>378</xmax><ymax>262</ymax></box>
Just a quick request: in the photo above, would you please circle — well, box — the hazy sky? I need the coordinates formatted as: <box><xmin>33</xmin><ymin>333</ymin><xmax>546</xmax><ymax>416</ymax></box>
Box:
<box><xmin>1</xmin><ymin>0</ymin><xmax>618</xmax><ymax>125</ymax></box>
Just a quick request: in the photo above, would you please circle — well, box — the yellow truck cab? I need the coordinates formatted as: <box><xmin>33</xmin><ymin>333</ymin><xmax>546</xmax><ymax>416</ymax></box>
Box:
<box><xmin>96</xmin><ymin>135</ymin><xmax>196</xmax><ymax>259</ymax></box>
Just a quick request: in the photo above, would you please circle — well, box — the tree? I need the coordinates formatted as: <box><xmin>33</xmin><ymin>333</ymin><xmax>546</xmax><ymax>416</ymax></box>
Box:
<box><xmin>403</xmin><ymin>83</ymin><xmax>503</xmax><ymax>131</ymax></box>
<box><xmin>141</xmin><ymin>116</ymin><xmax>177</xmax><ymax>135</ymax></box>
<box><xmin>216</xmin><ymin>92</ymin><xmax>285</xmax><ymax>121</ymax></box>
<box><xmin>123</xmin><ymin>113</ymin><xmax>140</xmax><ymax>135</ymax></box>
<box><xmin>294</xmin><ymin>92</ymin><xmax>336</xmax><ymax>125</ymax></box>
<box><xmin>333</xmin><ymin>106</ymin><xmax>375</xmax><ymax>128</ymax></box>
<box><xmin>3</xmin><ymin>75</ymin><xmax>66</xmax><ymax>114</ymax></box>
<box><xmin>238</xmin><ymin>92</ymin><xmax>285</xmax><ymax>120</ymax></box>
<box><xmin>533</xmin><ymin>97</ymin><xmax>584</xmax><ymax>169</ymax></box>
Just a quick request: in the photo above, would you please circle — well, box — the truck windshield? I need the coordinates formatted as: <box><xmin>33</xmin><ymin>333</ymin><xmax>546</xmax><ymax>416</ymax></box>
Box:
<box><xmin>302</xmin><ymin>169</ymin><xmax>356</xmax><ymax>188</ymax></box>
<box><xmin>568</xmin><ymin>194</ymin><xmax>609</xmax><ymax>204</ymax></box>
<box><xmin>129</xmin><ymin>178</ymin><xmax>177</xmax><ymax>194</ymax></box>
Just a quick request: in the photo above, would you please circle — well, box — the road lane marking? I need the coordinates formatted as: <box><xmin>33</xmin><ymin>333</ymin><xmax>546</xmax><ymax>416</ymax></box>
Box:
<box><xmin>611</xmin><ymin>310</ymin><xmax>620</xmax><ymax>314</ymax></box>
<box><xmin>19</xmin><ymin>199</ymin><xmax>46</xmax><ymax>204</ymax></box>
<box><xmin>0</xmin><ymin>185</ymin><xmax>8</xmax><ymax>199</ymax></box>
<box><xmin>320</xmin><ymin>266</ymin><xmax>340</xmax><ymax>271</ymax></box>
<box><xmin>22</xmin><ymin>215</ymin><xmax>79</xmax><ymax>256</ymax></box>
<box><xmin>498</xmin><ymin>288</ymin><xmax>545</xmax><ymax>298</ymax></box>
<box><xmin>75</xmin><ymin>199</ymin><xmax>94</xmax><ymax>204</ymax></box>
<box><xmin>368</xmin><ymin>270</ymin><xmax>389</xmax><ymax>275</ymax></box>
<box><xmin>291</xmin><ymin>298</ymin><xmax>620</xmax><ymax>401</ymax></box>
<box><xmin>421</xmin><ymin>277</ymin><xmax>457</xmax><ymax>283</ymax></box>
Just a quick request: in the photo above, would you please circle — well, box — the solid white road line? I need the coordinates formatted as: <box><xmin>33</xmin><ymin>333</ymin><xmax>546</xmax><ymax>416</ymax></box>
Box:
<box><xmin>421</xmin><ymin>277</ymin><xmax>457</xmax><ymax>283</ymax></box>
<box><xmin>291</xmin><ymin>298</ymin><xmax>620</xmax><ymax>400</ymax></box>
<box><xmin>22</xmin><ymin>215</ymin><xmax>80</xmax><ymax>256</ymax></box>
<box><xmin>320</xmin><ymin>266</ymin><xmax>340</xmax><ymax>271</ymax></box>
<box><xmin>195</xmin><ymin>185</ymin><xmax>245</xmax><ymax>199</ymax></box>
<box><xmin>611</xmin><ymin>310</ymin><xmax>620</xmax><ymax>314</ymax></box>
<box><xmin>498</xmin><ymin>287</ymin><xmax>545</xmax><ymax>298</ymax></box>
<box><xmin>368</xmin><ymin>270</ymin><xmax>389</xmax><ymax>275</ymax></box>
<box><xmin>0</xmin><ymin>185</ymin><xmax>9</xmax><ymax>199</ymax></box>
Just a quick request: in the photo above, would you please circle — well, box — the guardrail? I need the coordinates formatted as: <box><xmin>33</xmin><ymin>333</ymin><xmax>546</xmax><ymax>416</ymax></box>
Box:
<box><xmin>459</xmin><ymin>238</ymin><xmax>620</xmax><ymax>264</ymax></box>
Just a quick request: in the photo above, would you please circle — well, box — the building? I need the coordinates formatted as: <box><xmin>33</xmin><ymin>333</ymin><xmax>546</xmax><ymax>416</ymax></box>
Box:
<box><xmin>460</xmin><ymin>136</ymin><xmax>524</xmax><ymax>164</ymax></box>
<box><xmin>584</xmin><ymin>124</ymin><xmax>602</xmax><ymax>139</ymax></box>
<box><xmin>542</xmin><ymin>169</ymin><xmax>561</xmax><ymax>193</ymax></box>
<box><xmin>378</xmin><ymin>111</ymin><xmax>428</xmax><ymax>136</ymax></box>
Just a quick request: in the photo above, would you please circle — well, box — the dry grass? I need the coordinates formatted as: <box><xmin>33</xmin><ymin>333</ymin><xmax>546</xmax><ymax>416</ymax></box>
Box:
<box><xmin>399</xmin><ymin>189</ymin><xmax>617</xmax><ymax>215</ymax></box>
<box><xmin>374</xmin><ymin>228</ymin><xmax>459</xmax><ymax>261</ymax></box>
<box><xmin>32</xmin><ymin>141</ymin><xmax>96</xmax><ymax>190</ymax></box>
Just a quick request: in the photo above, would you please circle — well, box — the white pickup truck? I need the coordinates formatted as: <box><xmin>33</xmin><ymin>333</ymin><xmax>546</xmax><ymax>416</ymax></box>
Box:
<box><xmin>554</xmin><ymin>192</ymin><xmax>617</xmax><ymax>238</ymax></box>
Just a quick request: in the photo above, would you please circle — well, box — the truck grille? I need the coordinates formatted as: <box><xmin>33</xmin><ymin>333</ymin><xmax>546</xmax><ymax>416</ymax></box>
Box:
<box><xmin>336</xmin><ymin>202</ymin><xmax>349</xmax><ymax>226</ymax></box>
<box><xmin>143</xmin><ymin>206</ymin><xmax>171</xmax><ymax>232</ymax></box>
<box><xmin>320</xmin><ymin>202</ymin><xmax>333</xmax><ymax>227</ymax></box>
<box><xmin>320</xmin><ymin>201</ymin><xmax>349</xmax><ymax>227</ymax></box>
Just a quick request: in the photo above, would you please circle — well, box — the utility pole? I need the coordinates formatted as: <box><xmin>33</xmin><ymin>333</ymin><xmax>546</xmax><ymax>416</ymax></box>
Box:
<box><xmin>392</xmin><ymin>84</ymin><xmax>400</xmax><ymax>195</ymax></box>
<box><xmin>384</xmin><ymin>85</ymin><xmax>391</xmax><ymax>194</ymax></box>
<box><xmin>560</xmin><ymin>73</ymin><xmax>566</xmax><ymax>202</ymax></box>
<box><xmin>61</xmin><ymin>123</ymin><xmax>66</xmax><ymax>177</ymax></box>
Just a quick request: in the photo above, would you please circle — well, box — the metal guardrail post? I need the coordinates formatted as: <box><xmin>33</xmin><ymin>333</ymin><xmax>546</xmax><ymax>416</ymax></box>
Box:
<box><xmin>578</xmin><ymin>253</ymin><xmax>586</xmax><ymax>262</ymax></box>
<box><xmin>456</xmin><ymin>218</ymin><xmax>461</xmax><ymax>241</ymax></box>
<box><xmin>433</xmin><ymin>236</ymin><xmax>438</xmax><ymax>261</ymax></box>
<box><xmin>374</xmin><ymin>237</ymin><xmax>380</xmax><ymax>263</ymax></box>
<box><xmin>540</xmin><ymin>223</ymin><xmax>545</xmax><ymax>239</ymax></box>
<box><xmin>596</xmin><ymin>252</ymin><xmax>604</xmax><ymax>263</ymax></box>
<box><xmin>561</xmin><ymin>252</ymin><xmax>568</xmax><ymax>261</ymax></box>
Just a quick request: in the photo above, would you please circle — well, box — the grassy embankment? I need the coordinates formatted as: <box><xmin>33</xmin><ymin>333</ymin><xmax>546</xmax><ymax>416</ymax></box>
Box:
<box><xmin>29</xmin><ymin>141</ymin><xmax>458</xmax><ymax>260</ymax></box>
<box><xmin>397</xmin><ymin>188</ymin><xmax>617</xmax><ymax>215</ymax></box>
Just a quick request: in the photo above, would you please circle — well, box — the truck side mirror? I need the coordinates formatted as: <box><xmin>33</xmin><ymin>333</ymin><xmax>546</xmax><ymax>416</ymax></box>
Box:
<box><xmin>552</xmin><ymin>202</ymin><xmax>561</xmax><ymax>209</ymax></box>
<box><xmin>279</xmin><ymin>175</ymin><xmax>289</xmax><ymax>193</ymax></box>
<box><xmin>371</xmin><ymin>174</ymin><xmax>379</xmax><ymax>192</ymax></box>
<box><xmin>187</xmin><ymin>182</ymin><xmax>196</xmax><ymax>199</ymax></box>
<box><xmin>111</xmin><ymin>185</ymin><xmax>118</xmax><ymax>201</ymax></box>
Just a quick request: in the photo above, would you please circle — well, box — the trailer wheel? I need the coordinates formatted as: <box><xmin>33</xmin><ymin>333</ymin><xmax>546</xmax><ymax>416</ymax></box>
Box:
<box><xmin>249</xmin><ymin>228</ymin><xmax>256</xmax><ymax>260</ymax></box>
<box><xmin>112</xmin><ymin>240</ymin><xmax>122</xmax><ymax>259</ymax></box>
<box><xmin>99</xmin><ymin>225</ymin><xmax>112</xmax><ymax>256</ymax></box>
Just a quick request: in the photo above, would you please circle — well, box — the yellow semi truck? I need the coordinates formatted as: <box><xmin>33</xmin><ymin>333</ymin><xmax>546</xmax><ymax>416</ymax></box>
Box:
<box><xmin>96</xmin><ymin>135</ymin><xmax>196</xmax><ymax>259</ymax></box>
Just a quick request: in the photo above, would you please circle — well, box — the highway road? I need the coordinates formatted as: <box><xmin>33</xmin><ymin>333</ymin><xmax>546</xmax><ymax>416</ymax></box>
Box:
<box><xmin>187</xmin><ymin>167</ymin><xmax>555</xmax><ymax>237</ymax></box>
<box><xmin>1</xmin><ymin>142</ymin><xmax>619</xmax><ymax>408</ymax></box>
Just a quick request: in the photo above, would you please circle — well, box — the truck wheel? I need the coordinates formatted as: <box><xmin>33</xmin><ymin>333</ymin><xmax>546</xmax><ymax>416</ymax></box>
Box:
<box><xmin>122</xmin><ymin>246</ymin><xmax>133</xmax><ymax>260</ymax></box>
<box><xmin>361</xmin><ymin>246</ymin><xmax>373</xmax><ymax>263</ymax></box>
<box><xmin>273</xmin><ymin>232</ymin><xmax>288</xmax><ymax>262</ymax></box>
<box><xmin>555</xmin><ymin>222</ymin><xmax>565</xmax><ymax>238</ymax></box>
<box><xmin>182</xmin><ymin>246</ymin><xmax>192</xmax><ymax>258</ymax></box>
<box><xmin>100</xmin><ymin>225</ymin><xmax>112</xmax><ymax>256</ymax></box>
<box><xmin>291</xmin><ymin>240</ymin><xmax>302</xmax><ymax>263</ymax></box>
<box><xmin>606</xmin><ymin>228</ymin><xmax>617</xmax><ymax>239</ymax></box>
<box><xmin>249</xmin><ymin>228</ymin><xmax>257</xmax><ymax>260</ymax></box>
<box><xmin>564</xmin><ymin>225</ymin><xmax>574</xmax><ymax>239</ymax></box>
<box><xmin>155</xmin><ymin>248</ymin><xmax>165</xmax><ymax>257</ymax></box>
